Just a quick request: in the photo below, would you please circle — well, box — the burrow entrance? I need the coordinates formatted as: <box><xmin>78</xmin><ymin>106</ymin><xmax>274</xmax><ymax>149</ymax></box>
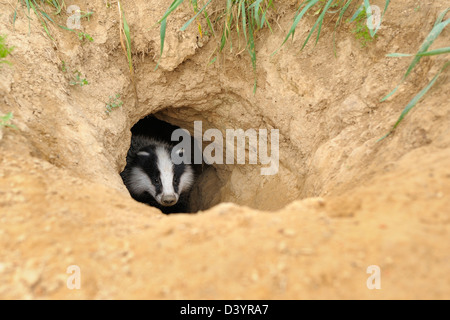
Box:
<box><xmin>121</xmin><ymin>114</ymin><xmax>223</xmax><ymax>213</ymax></box>
<box><xmin>120</xmin><ymin>102</ymin><xmax>301</xmax><ymax>214</ymax></box>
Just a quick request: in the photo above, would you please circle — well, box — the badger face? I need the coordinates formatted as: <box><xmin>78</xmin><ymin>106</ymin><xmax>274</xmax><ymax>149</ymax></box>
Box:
<box><xmin>130</xmin><ymin>144</ymin><xmax>194</xmax><ymax>207</ymax></box>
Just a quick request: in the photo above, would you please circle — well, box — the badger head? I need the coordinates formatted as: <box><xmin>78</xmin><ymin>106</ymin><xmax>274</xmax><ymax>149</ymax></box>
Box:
<box><xmin>129</xmin><ymin>143</ymin><xmax>194</xmax><ymax>207</ymax></box>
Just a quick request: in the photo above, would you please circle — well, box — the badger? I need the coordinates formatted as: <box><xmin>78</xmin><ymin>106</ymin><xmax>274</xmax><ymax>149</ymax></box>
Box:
<box><xmin>120</xmin><ymin>135</ymin><xmax>195</xmax><ymax>214</ymax></box>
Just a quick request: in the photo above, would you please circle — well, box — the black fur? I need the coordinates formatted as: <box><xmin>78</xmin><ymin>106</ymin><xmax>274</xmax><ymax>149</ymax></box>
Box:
<box><xmin>120</xmin><ymin>135</ymin><xmax>194</xmax><ymax>214</ymax></box>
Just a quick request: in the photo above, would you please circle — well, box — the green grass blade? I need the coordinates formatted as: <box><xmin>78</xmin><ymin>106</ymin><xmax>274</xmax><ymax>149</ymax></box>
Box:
<box><xmin>29</xmin><ymin>0</ymin><xmax>54</xmax><ymax>40</ymax></box>
<box><xmin>241</xmin><ymin>0</ymin><xmax>247</xmax><ymax>43</ymax></box>
<box><xmin>387</xmin><ymin>47</ymin><xmax>450</xmax><ymax>57</ymax></box>
<box><xmin>434</xmin><ymin>7</ymin><xmax>450</xmax><ymax>26</ymax></box>
<box><xmin>180</xmin><ymin>0</ymin><xmax>212</xmax><ymax>31</ymax></box>
<box><xmin>158</xmin><ymin>0</ymin><xmax>185</xmax><ymax>24</ymax></box>
<box><xmin>13</xmin><ymin>6</ymin><xmax>18</xmax><ymax>29</ymax></box>
<box><xmin>219</xmin><ymin>0</ymin><xmax>233</xmax><ymax>52</ymax></box>
<box><xmin>122</xmin><ymin>10</ymin><xmax>132</xmax><ymax>73</ymax></box>
<box><xmin>336</xmin><ymin>0</ymin><xmax>353</xmax><ymax>27</ymax></box>
<box><xmin>349</xmin><ymin>4</ymin><xmax>363</xmax><ymax>22</ymax></box>
<box><xmin>0</xmin><ymin>112</ymin><xmax>17</xmax><ymax>129</ymax></box>
<box><xmin>155</xmin><ymin>18</ymin><xmax>167</xmax><ymax>70</ymax></box>
<box><xmin>25</xmin><ymin>0</ymin><xmax>31</xmax><ymax>15</ymax></box>
<box><xmin>299</xmin><ymin>0</ymin><xmax>331</xmax><ymax>50</ymax></box>
<box><xmin>220</xmin><ymin>30</ymin><xmax>226</xmax><ymax>52</ymax></box>
<box><xmin>247</xmin><ymin>15</ymin><xmax>257</xmax><ymax>94</ymax></box>
<box><xmin>366</xmin><ymin>0</ymin><xmax>390</xmax><ymax>36</ymax></box>
<box><xmin>203</xmin><ymin>10</ymin><xmax>215</xmax><ymax>36</ymax></box>
<box><xmin>381</xmin><ymin>84</ymin><xmax>400</xmax><ymax>102</ymax></box>
<box><xmin>382</xmin><ymin>17</ymin><xmax>450</xmax><ymax>101</ymax></box>
<box><xmin>260</xmin><ymin>10</ymin><xmax>267</xmax><ymax>29</ymax></box>
<box><xmin>372</xmin><ymin>0</ymin><xmax>390</xmax><ymax>36</ymax></box>
<box><xmin>386</xmin><ymin>53</ymin><xmax>413</xmax><ymax>57</ymax></box>
<box><xmin>53</xmin><ymin>0</ymin><xmax>63</xmax><ymax>15</ymax></box>
<box><xmin>263</xmin><ymin>7</ymin><xmax>273</xmax><ymax>32</ymax></box>
<box><xmin>157</xmin><ymin>0</ymin><xmax>185</xmax><ymax>69</ymax></box>
<box><xmin>378</xmin><ymin>61</ymin><xmax>450</xmax><ymax>141</ymax></box>
<box><xmin>333</xmin><ymin>0</ymin><xmax>353</xmax><ymax>57</ymax></box>
<box><xmin>250</xmin><ymin>0</ymin><xmax>261</xmax><ymax>23</ymax></box>
<box><xmin>39</xmin><ymin>8</ymin><xmax>56</xmax><ymax>23</ymax></box>
<box><xmin>333</xmin><ymin>0</ymin><xmax>354</xmax><ymax>56</ymax></box>
<box><xmin>392</xmin><ymin>62</ymin><xmax>449</xmax><ymax>129</ymax></box>
<box><xmin>363</xmin><ymin>0</ymin><xmax>376</xmax><ymax>38</ymax></box>
<box><xmin>383</xmin><ymin>0</ymin><xmax>391</xmax><ymax>13</ymax></box>
<box><xmin>283</xmin><ymin>0</ymin><xmax>319</xmax><ymax>45</ymax></box>
<box><xmin>0</xmin><ymin>35</ymin><xmax>14</xmax><ymax>63</ymax></box>
<box><xmin>403</xmin><ymin>19</ymin><xmax>450</xmax><ymax>80</ymax></box>
<box><xmin>160</xmin><ymin>17</ymin><xmax>167</xmax><ymax>57</ymax></box>
<box><xmin>416</xmin><ymin>47</ymin><xmax>450</xmax><ymax>56</ymax></box>
<box><xmin>208</xmin><ymin>56</ymin><xmax>217</xmax><ymax>65</ymax></box>
<box><xmin>311</xmin><ymin>0</ymin><xmax>334</xmax><ymax>48</ymax></box>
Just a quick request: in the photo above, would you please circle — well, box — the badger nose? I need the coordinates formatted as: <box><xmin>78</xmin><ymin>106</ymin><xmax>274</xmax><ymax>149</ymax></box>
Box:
<box><xmin>161</xmin><ymin>194</ymin><xmax>177</xmax><ymax>206</ymax></box>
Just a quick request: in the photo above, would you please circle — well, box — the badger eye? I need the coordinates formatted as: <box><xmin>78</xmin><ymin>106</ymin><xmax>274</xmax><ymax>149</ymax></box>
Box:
<box><xmin>173</xmin><ymin>176</ymin><xmax>179</xmax><ymax>184</ymax></box>
<box><xmin>153</xmin><ymin>177</ymin><xmax>161</xmax><ymax>186</ymax></box>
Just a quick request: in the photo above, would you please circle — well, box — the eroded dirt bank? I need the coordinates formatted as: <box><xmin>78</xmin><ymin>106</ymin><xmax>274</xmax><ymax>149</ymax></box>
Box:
<box><xmin>0</xmin><ymin>0</ymin><xmax>449</xmax><ymax>299</ymax></box>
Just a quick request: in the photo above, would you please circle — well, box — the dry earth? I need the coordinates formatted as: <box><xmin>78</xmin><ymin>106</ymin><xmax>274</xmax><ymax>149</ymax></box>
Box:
<box><xmin>0</xmin><ymin>0</ymin><xmax>449</xmax><ymax>299</ymax></box>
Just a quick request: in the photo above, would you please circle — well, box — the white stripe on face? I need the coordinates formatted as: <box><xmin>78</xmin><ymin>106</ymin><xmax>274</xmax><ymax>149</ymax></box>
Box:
<box><xmin>179</xmin><ymin>165</ymin><xmax>194</xmax><ymax>194</ymax></box>
<box><xmin>155</xmin><ymin>146</ymin><xmax>176</xmax><ymax>197</ymax></box>
<box><xmin>129</xmin><ymin>167</ymin><xmax>156</xmax><ymax>197</ymax></box>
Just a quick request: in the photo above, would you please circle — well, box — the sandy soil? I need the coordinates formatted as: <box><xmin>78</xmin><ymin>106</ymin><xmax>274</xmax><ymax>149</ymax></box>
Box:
<box><xmin>0</xmin><ymin>0</ymin><xmax>449</xmax><ymax>299</ymax></box>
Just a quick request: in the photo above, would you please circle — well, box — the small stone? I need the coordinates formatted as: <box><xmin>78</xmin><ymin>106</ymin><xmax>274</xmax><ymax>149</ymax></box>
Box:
<box><xmin>280</xmin><ymin>228</ymin><xmax>296</xmax><ymax>237</ymax></box>
<box><xmin>0</xmin><ymin>262</ymin><xmax>8</xmax><ymax>273</ymax></box>
<box><xmin>278</xmin><ymin>241</ymin><xmax>288</xmax><ymax>253</ymax></box>
<box><xmin>21</xmin><ymin>269</ymin><xmax>41</xmax><ymax>287</ymax></box>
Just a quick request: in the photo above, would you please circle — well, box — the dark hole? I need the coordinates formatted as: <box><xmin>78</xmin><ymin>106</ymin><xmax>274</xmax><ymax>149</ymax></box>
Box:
<box><xmin>121</xmin><ymin>115</ymin><xmax>206</xmax><ymax>214</ymax></box>
<box><xmin>131</xmin><ymin>115</ymin><xmax>181</xmax><ymax>142</ymax></box>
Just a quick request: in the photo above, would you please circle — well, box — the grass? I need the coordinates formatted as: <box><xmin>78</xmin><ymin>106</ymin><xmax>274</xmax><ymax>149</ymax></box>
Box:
<box><xmin>381</xmin><ymin>8</ymin><xmax>450</xmax><ymax>102</ymax></box>
<box><xmin>378</xmin><ymin>62</ymin><xmax>450</xmax><ymax>141</ymax></box>
<box><xmin>158</xmin><ymin>0</ymin><xmax>390</xmax><ymax>92</ymax></box>
<box><xmin>61</xmin><ymin>60</ymin><xmax>67</xmax><ymax>72</ymax></box>
<box><xmin>10</xmin><ymin>1</ymin><xmax>444</xmax><ymax>142</ymax></box>
<box><xmin>155</xmin><ymin>1</ymin><xmax>447</xmax><ymax>141</ymax></box>
<box><xmin>157</xmin><ymin>0</ymin><xmax>275</xmax><ymax>93</ymax></box>
<box><xmin>14</xmin><ymin>0</ymin><xmax>94</xmax><ymax>42</ymax></box>
<box><xmin>105</xmin><ymin>94</ymin><xmax>124</xmax><ymax>114</ymax></box>
<box><xmin>118</xmin><ymin>2</ymin><xmax>137</xmax><ymax>103</ymax></box>
<box><xmin>69</xmin><ymin>70</ymin><xmax>88</xmax><ymax>86</ymax></box>
<box><xmin>76</xmin><ymin>31</ymin><xmax>94</xmax><ymax>42</ymax></box>
<box><xmin>349</xmin><ymin>6</ymin><xmax>376</xmax><ymax>48</ymax></box>
<box><xmin>378</xmin><ymin>7</ymin><xmax>450</xmax><ymax>141</ymax></box>
<box><xmin>277</xmin><ymin>0</ymin><xmax>389</xmax><ymax>53</ymax></box>
<box><xmin>0</xmin><ymin>112</ymin><xmax>17</xmax><ymax>129</ymax></box>
<box><xmin>0</xmin><ymin>35</ymin><xmax>14</xmax><ymax>66</ymax></box>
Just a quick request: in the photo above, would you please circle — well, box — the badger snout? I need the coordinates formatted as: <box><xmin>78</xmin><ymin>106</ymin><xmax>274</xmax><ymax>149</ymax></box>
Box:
<box><xmin>160</xmin><ymin>193</ymin><xmax>178</xmax><ymax>206</ymax></box>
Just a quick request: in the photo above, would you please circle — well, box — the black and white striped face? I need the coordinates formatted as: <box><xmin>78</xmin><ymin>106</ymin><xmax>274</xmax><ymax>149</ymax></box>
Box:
<box><xmin>130</xmin><ymin>143</ymin><xmax>194</xmax><ymax>207</ymax></box>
